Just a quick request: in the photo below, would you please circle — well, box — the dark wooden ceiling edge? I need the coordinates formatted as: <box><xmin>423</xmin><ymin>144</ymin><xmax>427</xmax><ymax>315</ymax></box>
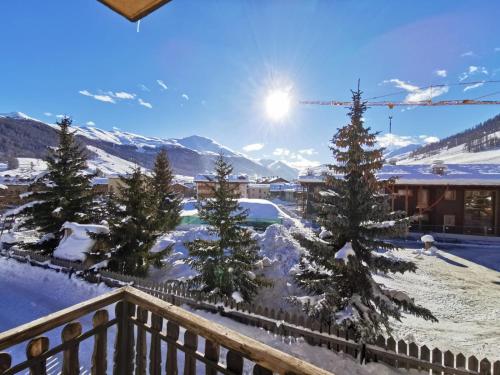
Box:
<box><xmin>98</xmin><ymin>0</ymin><xmax>173</xmax><ymax>22</ymax></box>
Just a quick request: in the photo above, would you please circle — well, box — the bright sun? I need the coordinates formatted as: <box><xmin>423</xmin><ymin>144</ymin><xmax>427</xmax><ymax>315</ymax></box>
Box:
<box><xmin>265</xmin><ymin>89</ymin><xmax>291</xmax><ymax>121</ymax></box>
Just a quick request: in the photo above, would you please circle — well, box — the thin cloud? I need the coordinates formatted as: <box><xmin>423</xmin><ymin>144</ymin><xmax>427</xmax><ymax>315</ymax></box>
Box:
<box><xmin>181</xmin><ymin>94</ymin><xmax>189</xmax><ymax>101</ymax></box>
<box><xmin>43</xmin><ymin>112</ymin><xmax>52</xmax><ymax>117</ymax></box>
<box><xmin>157</xmin><ymin>80</ymin><xmax>168</xmax><ymax>90</ymax></box>
<box><xmin>298</xmin><ymin>148</ymin><xmax>317</xmax><ymax>155</ymax></box>
<box><xmin>423</xmin><ymin>136</ymin><xmax>439</xmax><ymax>144</ymax></box>
<box><xmin>495</xmin><ymin>47</ymin><xmax>500</xmax><ymax>52</ymax></box>
<box><xmin>112</xmin><ymin>91</ymin><xmax>136</xmax><ymax>100</ymax></box>
<box><xmin>384</xmin><ymin>79</ymin><xmax>448</xmax><ymax>102</ymax></box>
<box><xmin>461</xmin><ymin>51</ymin><xmax>475</xmax><ymax>57</ymax></box>
<box><xmin>463</xmin><ymin>82</ymin><xmax>485</xmax><ymax>92</ymax></box>
<box><xmin>86</xmin><ymin>121</ymin><xmax>96</xmax><ymax>126</ymax></box>
<box><xmin>139</xmin><ymin>84</ymin><xmax>150</xmax><ymax>92</ymax></box>
<box><xmin>79</xmin><ymin>90</ymin><xmax>115</xmax><ymax>103</ymax></box>
<box><xmin>138</xmin><ymin>98</ymin><xmax>153</xmax><ymax>109</ymax></box>
<box><xmin>459</xmin><ymin>65</ymin><xmax>488</xmax><ymax>81</ymax></box>
<box><xmin>242</xmin><ymin>143</ymin><xmax>264</xmax><ymax>152</ymax></box>
<box><xmin>435</xmin><ymin>69</ymin><xmax>447</xmax><ymax>77</ymax></box>
<box><xmin>273</xmin><ymin>148</ymin><xmax>290</xmax><ymax>157</ymax></box>
<box><xmin>56</xmin><ymin>114</ymin><xmax>65</xmax><ymax>119</ymax></box>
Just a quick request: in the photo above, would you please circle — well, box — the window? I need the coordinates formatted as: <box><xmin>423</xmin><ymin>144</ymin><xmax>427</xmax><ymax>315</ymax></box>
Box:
<box><xmin>443</xmin><ymin>214</ymin><xmax>455</xmax><ymax>226</ymax></box>
<box><xmin>417</xmin><ymin>189</ymin><xmax>429</xmax><ymax>208</ymax></box>
<box><xmin>397</xmin><ymin>189</ymin><xmax>413</xmax><ymax>197</ymax></box>
<box><xmin>464</xmin><ymin>190</ymin><xmax>494</xmax><ymax>233</ymax></box>
<box><xmin>444</xmin><ymin>190</ymin><xmax>456</xmax><ymax>200</ymax></box>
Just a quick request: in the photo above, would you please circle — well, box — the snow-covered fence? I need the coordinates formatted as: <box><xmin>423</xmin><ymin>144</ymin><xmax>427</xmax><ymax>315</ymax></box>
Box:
<box><xmin>0</xmin><ymin>287</ymin><xmax>331</xmax><ymax>375</ymax></box>
<box><xmin>2</xmin><ymin>250</ymin><xmax>498</xmax><ymax>375</ymax></box>
<box><xmin>131</xmin><ymin>281</ymin><xmax>500</xmax><ymax>375</ymax></box>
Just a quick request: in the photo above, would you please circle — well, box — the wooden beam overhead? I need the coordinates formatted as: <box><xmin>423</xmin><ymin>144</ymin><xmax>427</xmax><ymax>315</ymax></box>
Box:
<box><xmin>98</xmin><ymin>0</ymin><xmax>173</xmax><ymax>22</ymax></box>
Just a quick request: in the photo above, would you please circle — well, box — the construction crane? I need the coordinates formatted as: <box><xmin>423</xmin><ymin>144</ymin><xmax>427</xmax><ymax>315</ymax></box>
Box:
<box><xmin>300</xmin><ymin>80</ymin><xmax>500</xmax><ymax>108</ymax></box>
<box><xmin>300</xmin><ymin>98</ymin><xmax>500</xmax><ymax>108</ymax></box>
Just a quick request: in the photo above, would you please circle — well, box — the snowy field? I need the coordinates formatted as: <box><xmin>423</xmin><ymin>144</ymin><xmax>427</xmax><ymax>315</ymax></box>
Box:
<box><xmin>374</xmin><ymin>249</ymin><xmax>500</xmax><ymax>360</ymax></box>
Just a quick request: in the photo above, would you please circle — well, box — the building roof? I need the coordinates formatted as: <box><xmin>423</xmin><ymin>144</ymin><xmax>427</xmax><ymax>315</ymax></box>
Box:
<box><xmin>98</xmin><ymin>0</ymin><xmax>172</xmax><ymax>22</ymax></box>
<box><xmin>194</xmin><ymin>174</ymin><xmax>249</xmax><ymax>183</ymax></box>
<box><xmin>269</xmin><ymin>183</ymin><xmax>302</xmax><ymax>192</ymax></box>
<box><xmin>299</xmin><ymin>164</ymin><xmax>500</xmax><ymax>186</ymax></box>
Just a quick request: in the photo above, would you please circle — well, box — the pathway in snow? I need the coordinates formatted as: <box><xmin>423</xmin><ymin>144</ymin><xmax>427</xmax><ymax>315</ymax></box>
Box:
<box><xmin>374</xmin><ymin>249</ymin><xmax>500</xmax><ymax>360</ymax></box>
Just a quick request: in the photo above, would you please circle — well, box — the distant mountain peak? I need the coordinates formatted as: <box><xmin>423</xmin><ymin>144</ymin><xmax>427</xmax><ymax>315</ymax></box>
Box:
<box><xmin>0</xmin><ymin>112</ymin><xmax>39</xmax><ymax>122</ymax></box>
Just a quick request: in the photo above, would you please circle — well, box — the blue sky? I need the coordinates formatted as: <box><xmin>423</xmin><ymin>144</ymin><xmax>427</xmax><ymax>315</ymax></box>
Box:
<box><xmin>1</xmin><ymin>1</ymin><xmax>500</xmax><ymax>168</ymax></box>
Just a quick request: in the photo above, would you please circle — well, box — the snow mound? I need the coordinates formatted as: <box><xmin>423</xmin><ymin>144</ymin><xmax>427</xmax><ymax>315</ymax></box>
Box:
<box><xmin>421</xmin><ymin>234</ymin><xmax>435</xmax><ymax>243</ymax></box>
<box><xmin>253</xmin><ymin>224</ymin><xmax>305</xmax><ymax>310</ymax></box>
<box><xmin>238</xmin><ymin>199</ymin><xmax>289</xmax><ymax>220</ymax></box>
<box><xmin>53</xmin><ymin>222</ymin><xmax>109</xmax><ymax>262</ymax></box>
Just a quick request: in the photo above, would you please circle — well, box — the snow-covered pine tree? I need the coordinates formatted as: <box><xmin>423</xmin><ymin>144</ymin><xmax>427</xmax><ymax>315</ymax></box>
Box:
<box><xmin>185</xmin><ymin>154</ymin><xmax>266</xmax><ymax>302</ymax></box>
<box><xmin>151</xmin><ymin>148</ymin><xmax>182</xmax><ymax>233</ymax></box>
<box><xmin>291</xmin><ymin>86</ymin><xmax>437</xmax><ymax>341</ymax></box>
<box><xmin>21</xmin><ymin>117</ymin><xmax>94</xmax><ymax>252</ymax></box>
<box><xmin>103</xmin><ymin>167</ymin><xmax>167</xmax><ymax>276</ymax></box>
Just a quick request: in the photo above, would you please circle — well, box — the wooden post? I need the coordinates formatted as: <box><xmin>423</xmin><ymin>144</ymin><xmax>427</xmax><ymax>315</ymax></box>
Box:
<box><xmin>166</xmin><ymin>321</ymin><xmax>179</xmax><ymax>375</ymax></box>
<box><xmin>408</xmin><ymin>342</ymin><xmax>419</xmax><ymax>370</ymax></box>
<box><xmin>443</xmin><ymin>350</ymin><xmax>454</xmax><ymax>375</ymax></box>
<box><xmin>183</xmin><ymin>331</ymin><xmax>197</xmax><ymax>375</ymax></box>
<box><xmin>149</xmin><ymin>313</ymin><xmax>163</xmax><ymax>375</ymax></box>
<box><xmin>397</xmin><ymin>340</ymin><xmax>408</xmax><ymax>369</ymax></box>
<box><xmin>0</xmin><ymin>353</ymin><xmax>12</xmax><ymax>373</ymax></box>
<box><xmin>26</xmin><ymin>336</ymin><xmax>49</xmax><ymax>375</ymax></box>
<box><xmin>479</xmin><ymin>358</ymin><xmax>491</xmax><ymax>375</ymax></box>
<box><xmin>204</xmin><ymin>339</ymin><xmax>220</xmax><ymax>375</ymax></box>
<box><xmin>113</xmin><ymin>301</ymin><xmax>135</xmax><ymax>375</ymax></box>
<box><xmin>91</xmin><ymin>310</ymin><xmax>109</xmax><ymax>375</ymax></box>
<box><xmin>226</xmin><ymin>351</ymin><xmax>244</xmax><ymax>374</ymax></box>
<box><xmin>134</xmin><ymin>307</ymin><xmax>148</xmax><ymax>375</ymax></box>
<box><xmin>468</xmin><ymin>356</ymin><xmax>479</xmax><ymax>373</ymax></box>
<box><xmin>61</xmin><ymin>322</ymin><xmax>82</xmax><ymax>375</ymax></box>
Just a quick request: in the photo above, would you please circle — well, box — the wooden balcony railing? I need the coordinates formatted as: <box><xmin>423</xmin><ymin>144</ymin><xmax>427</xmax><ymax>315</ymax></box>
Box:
<box><xmin>0</xmin><ymin>286</ymin><xmax>332</xmax><ymax>375</ymax></box>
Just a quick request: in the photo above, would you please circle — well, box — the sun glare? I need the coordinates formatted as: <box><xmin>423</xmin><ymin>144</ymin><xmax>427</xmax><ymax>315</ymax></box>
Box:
<box><xmin>265</xmin><ymin>89</ymin><xmax>291</xmax><ymax>121</ymax></box>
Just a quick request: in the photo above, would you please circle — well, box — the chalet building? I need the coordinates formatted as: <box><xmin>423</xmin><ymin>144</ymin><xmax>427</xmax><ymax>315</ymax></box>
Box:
<box><xmin>194</xmin><ymin>174</ymin><xmax>249</xmax><ymax>199</ymax></box>
<box><xmin>270</xmin><ymin>183</ymin><xmax>303</xmax><ymax>202</ymax></box>
<box><xmin>172</xmin><ymin>182</ymin><xmax>195</xmax><ymax>198</ymax></box>
<box><xmin>298</xmin><ymin>163</ymin><xmax>500</xmax><ymax>236</ymax></box>
<box><xmin>0</xmin><ymin>181</ymin><xmax>29</xmax><ymax>210</ymax></box>
<box><xmin>247</xmin><ymin>184</ymin><xmax>271</xmax><ymax>199</ymax></box>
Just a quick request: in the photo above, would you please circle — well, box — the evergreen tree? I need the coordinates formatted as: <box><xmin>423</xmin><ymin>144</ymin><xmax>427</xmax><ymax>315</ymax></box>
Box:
<box><xmin>185</xmin><ymin>154</ymin><xmax>266</xmax><ymax>302</ymax></box>
<box><xmin>151</xmin><ymin>148</ymin><xmax>182</xmax><ymax>233</ymax></box>
<box><xmin>102</xmin><ymin>167</ymin><xmax>168</xmax><ymax>276</ymax></box>
<box><xmin>22</xmin><ymin>117</ymin><xmax>94</xmax><ymax>252</ymax></box>
<box><xmin>291</xmin><ymin>86</ymin><xmax>437</xmax><ymax>341</ymax></box>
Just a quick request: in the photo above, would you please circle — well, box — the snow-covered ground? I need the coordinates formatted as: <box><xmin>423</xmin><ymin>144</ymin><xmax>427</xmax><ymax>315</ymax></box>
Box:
<box><xmin>374</xmin><ymin>248</ymin><xmax>500</xmax><ymax>359</ymax></box>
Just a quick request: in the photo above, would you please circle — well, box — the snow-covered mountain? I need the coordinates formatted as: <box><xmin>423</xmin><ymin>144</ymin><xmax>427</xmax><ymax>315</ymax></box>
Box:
<box><xmin>259</xmin><ymin>159</ymin><xmax>299</xmax><ymax>181</ymax></box>
<box><xmin>0</xmin><ymin>113</ymin><xmax>282</xmax><ymax>178</ymax></box>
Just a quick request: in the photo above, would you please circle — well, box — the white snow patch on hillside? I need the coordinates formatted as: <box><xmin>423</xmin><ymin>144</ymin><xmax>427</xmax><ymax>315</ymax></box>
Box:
<box><xmin>400</xmin><ymin>143</ymin><xmax>500</xmax><ymax>164</ymax></box>
<box><xmin>86</xmin><ymin>145</ymin><xmax>142</xmax><ymax>175</ymax></box>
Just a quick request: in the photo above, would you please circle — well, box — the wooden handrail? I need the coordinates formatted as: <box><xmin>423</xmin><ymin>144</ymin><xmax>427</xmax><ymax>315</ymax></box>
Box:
<box><xmin>0</xmin><ymin>288</ymin><xmax>125</xmax><ymax>351</ymax></box>
<box><xmin>0</xmin><ymin>286</ymin><xmax>333</xmax><ymax>375</ymax></box>
<box><xmin>123</xmin><ymin>286</ymin><xmax>333</xmax><ymax>375</ymax></box>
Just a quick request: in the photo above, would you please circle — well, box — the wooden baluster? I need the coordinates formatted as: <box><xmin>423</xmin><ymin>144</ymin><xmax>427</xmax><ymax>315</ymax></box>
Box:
<box><xmin>166</xmin><ymin>321</ymin><xmax>180</xmax><ymax>375</ymax></box>
<box><xmin>61</xmin><ymin>322</ymin><xmax>82</xmax><ymax>375</ymax></box>
<box><xmin>0</xmin><ymin>353</ymin><xmax>12</xmax><ymax>374</ymax></box>
<box><xmin>91</xmin><ymin>310</ymin><xmax>109</xmax><ymax>375</ymax></box>
<box><xmin>226</xmin><ymin>351</ymin><xmax>243</xmax><ymax>374</ymax></box>
<box><xmin>408</xmin><ymin>342</ymin><xmax>419</xmax><ymax>370</ymax></box>
<box><xmin>26</xmin><ymin>336</ymin><xmax>49</xmax><ymax>375</ymax></box>
<box><xmin>253</xmin><ymin>364</ymin><xmax>273</xmax><ymax>375</ymax></box>
<box><xmin>397</xmin><ymin>339</ymin><xmax>408</xmax><ymax>369</ymax></box>
<box><xmin>204</xmin><ymin>339</ymin><xmax>220</xmax><ymax>375</ymax></box>
<box><xmin>432</xmin><ymin>348</ymin><xmax>442</xmax><ymax>375</ymax></box>
<box><xmin>135</xmin><ymin>307</ymin><xmax>148</xmax><ymax>375</ymax></box>
<box><xmin>149</xmin><ymin>313</ymin><xmax>163</xmax><ymax>375</ymax></box>
<box><xmin>443</xmin><ymin>350</ymin><xmax>454</xmax><ymax>375</ymax></box>
<box><xmin>113</xmin><ymin>301</ymin><xmax>135</xmax><ymax>375</ymax></box>
<box><xmin>183</xmin><ymin>331</ymin><xmax>197</xmax><ymax>375</ymax></box>
<box><xmin>479</xmin><ymin>358</ymin><xmax>491</xmax><ymax>375</ymax></box>
<box><xmin>468</xmin><ymin>356</ymin><xmax>479</xmax><ymax>373</ymax></box>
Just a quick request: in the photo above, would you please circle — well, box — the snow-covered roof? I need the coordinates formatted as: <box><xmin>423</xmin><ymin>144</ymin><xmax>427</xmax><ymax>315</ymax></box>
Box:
<box><xmin>91</xmin><ymin>177</ymin><xmax>108</xmax><ymax>185</ymax></box>
<box><xmin>53</xmin><ymin>222</ymin><xmax>109</xmax><ymax>262</ymax></box>
<box><xmin>299</xmin><ymin>164</ymin><xmax>500</xmax><ymax>186</ymax></box>
<box><xmin>248</xmin><ymin>183</ymin><xmax>270</xmax><ymax>188</ymax></box>
<box><xmin>194</xmin><ymin>174</ymin><xmax>249</xmax><ymax>183</ymax></box>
